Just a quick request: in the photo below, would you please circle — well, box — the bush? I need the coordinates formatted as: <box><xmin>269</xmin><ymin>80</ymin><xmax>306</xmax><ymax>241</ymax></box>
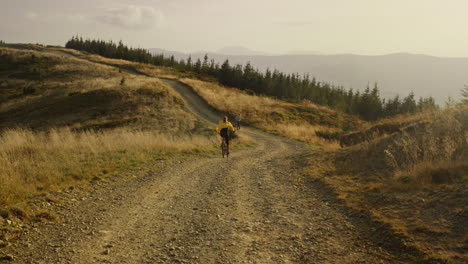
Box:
<box><xmin>245</xmin><ymin>89</ymin><xmax>256</xmax><ymax>96</ymax></box>
<box><xmin>23</xmin><ymin>86</ymin><xmax>36</xmax><ymax>95</ymax></box>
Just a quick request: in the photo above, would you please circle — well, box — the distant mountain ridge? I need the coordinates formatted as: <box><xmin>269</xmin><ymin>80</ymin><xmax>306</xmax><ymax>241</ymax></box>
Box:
<box><xmin>215</xmin><ymin>46</ymin><xmax>272</xmax><ymax>56</ymax></box>
<box><xmin>148</xmin><ymin>48</ymin><xmax>468</xmax><ymax>103</ymax></box>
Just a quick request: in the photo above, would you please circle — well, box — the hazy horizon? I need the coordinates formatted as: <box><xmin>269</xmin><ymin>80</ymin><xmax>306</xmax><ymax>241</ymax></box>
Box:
<box><xmin>150</xmin><ymin>46</ymin><xmax>468</xmax><ymax>58</ymax></box>
<box><xmin>2</xmin><ymin>0</ymin><xmax>468</xmax><ymax>58</ymax></box>
<box><xmin>147</xmin><ymin>47</ymin><xmax>468</xmax><ymax>104</ymax></box>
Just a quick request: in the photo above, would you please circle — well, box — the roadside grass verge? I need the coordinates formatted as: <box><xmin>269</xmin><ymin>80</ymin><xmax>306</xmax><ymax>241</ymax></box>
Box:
<box><xmin>0</xmin><ymin>128</ymin><xmax>218</xmax><ymax>208</ymax></box>
<box><xmin>311</xmin><ymin>105</ymin><xmax>468</xmax><ymax>263</ymax></box>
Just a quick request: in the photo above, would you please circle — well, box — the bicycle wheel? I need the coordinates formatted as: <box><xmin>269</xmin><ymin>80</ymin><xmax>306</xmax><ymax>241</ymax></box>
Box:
<box><xmin>221</xmin><ymin>140</ymin><xmax>227</xmax><ymax>158</ymax></box>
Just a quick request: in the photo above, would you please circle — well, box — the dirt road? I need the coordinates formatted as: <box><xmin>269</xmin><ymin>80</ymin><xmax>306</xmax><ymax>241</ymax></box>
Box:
<box><xmin>1</xmin><ymin>52</ymin><xmax>410</xmax><ymax>263</ymax></box>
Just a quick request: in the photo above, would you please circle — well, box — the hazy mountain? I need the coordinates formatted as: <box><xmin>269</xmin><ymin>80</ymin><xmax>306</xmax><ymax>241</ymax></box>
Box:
<box><xmin>286</xmin><ymin>49</ymin><xmax>323</xmax><ymax>55</ymax></box>
<box><xmin>148</xmin><ymin>48</ymin><xmax>468</xmax><ymax>104</ymax></box>
<box><xmin>215</xmin><ymin>46</ymin><xmax>272</xmax><ymax>56</ymax></box>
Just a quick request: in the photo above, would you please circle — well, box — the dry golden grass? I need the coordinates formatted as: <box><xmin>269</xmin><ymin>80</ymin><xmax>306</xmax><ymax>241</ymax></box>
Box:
<box><xmin>389</xmin><ymin>160</ymin><xmax>468</xmax><ymax>191</ymax></box>
<box><xmin>0</xmin><ymin>47</ymin><xmax>119</xmax><ymax>78</ymax></box>
<box><xmin>50</xmin><ymin>47</ymin><xmax>181</xmax><ymax>79</ymax></box>
<box><xmin>179</xmin><ymin>78</ymin><xmax>353</xmax><ymax>148</ymax></box>
<box><xmin>315</xmin><ymin>105</ymin><xmax>468</xmax><ymax>263</ymax></box>
<box><xmin>368</xmin><ymin>104</ymin><xmax>465</xmax><ymax>132</ymax></box>
<box><xmin>274</xmin><ymin>123</ymin><xmax>341</xmax><ymax>148</ymax></box>
<box><xmin>180</xmin><ymin>78</ymin><xmax>283</xmax><ymax>113</ymax></box>
<box><xmin>308</xmin><ymin>149</ymin><xmax>468</xmax><ymax>262</ymax></box>
<box><xmin>0</xmin><ymin>128</ymin><xmax>217</xmax><ymax>207</ymax></box>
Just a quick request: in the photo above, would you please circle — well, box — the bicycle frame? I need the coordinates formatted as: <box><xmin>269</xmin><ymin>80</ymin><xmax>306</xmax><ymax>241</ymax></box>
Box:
<box><xmin>221</xmin><ymin>137</ymin><xmax>228</xmax><ymax>158</ymax></box>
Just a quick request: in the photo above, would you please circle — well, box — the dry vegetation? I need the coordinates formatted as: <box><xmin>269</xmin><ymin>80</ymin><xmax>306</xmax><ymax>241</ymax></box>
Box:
<box><xmin>310</xmin><ymin>105</ymin><xmax>468</xmax><ymax>263</ymax></box>
<box><xmin>179</xmin><ymin>78</ymin><xmax>362</xmax><ymax>148</ymax></box>
<box><xmin>0</xmin><ymin>47</ymin><xmax>199</xmax><ymax>132</ymax></box>
<box><xmin>50</xmin><ymin>47</ymin><xmax>183</xmax><ymax>79</ymax></box>
<box><xmin>0</xmin><ymin>46</ymin><xmax>224</xmax><ymax>210</ymax></box>
<box><xmin>0</xmin><ymin>128</ymin><xmax>217</xmax><ymax>207</ymax></box>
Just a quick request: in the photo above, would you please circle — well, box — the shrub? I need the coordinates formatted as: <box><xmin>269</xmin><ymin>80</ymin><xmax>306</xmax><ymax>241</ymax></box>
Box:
<box><xmin>22</xmin><ymin>86</ymin><xmax>36</xmax><ymax>95</ymax></box>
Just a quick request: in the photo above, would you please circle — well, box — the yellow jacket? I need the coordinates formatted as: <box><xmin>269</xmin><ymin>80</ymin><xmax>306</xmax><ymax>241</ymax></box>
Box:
<box><xmin>216</xmin><ymin>120</ymin><xmax>235</xmax><ymax>134</ymax></box>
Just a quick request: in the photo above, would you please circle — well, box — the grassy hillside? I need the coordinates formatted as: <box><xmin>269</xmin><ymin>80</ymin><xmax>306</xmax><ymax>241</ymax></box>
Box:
<box><xmin>55</xmin><ymin>45</ymin><xmax>364</xmax><ymax>146</ymax></box>
<box><xmin>311</xmin><ymin>106</ymin><xmax>468</xmax><ymax>263</ymax></box>
<box><xmin>0</xmin><ymin>46</ymin><xmax>196</xmax><ymax>132</ymax></box>
<box><xmin>179</xmin><ymin>78</ymin><xmax>363</xmax><ymax>148</ymax></box>
<box><xmin>0</xmin><ymin>45</ymin><xmax>220</xmax><ymax>208</ymax></box>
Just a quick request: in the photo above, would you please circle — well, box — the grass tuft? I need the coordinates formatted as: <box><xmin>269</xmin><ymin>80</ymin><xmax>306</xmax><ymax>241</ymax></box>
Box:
<box><xmin>32</xmin><ymin>211</ymin><xmax>57</xmax><ymax>222</ymax></box>
<box><xmin>9</xmin><ymin>207</ymin><xmax>28</xmax><ymax>220</ymax></box>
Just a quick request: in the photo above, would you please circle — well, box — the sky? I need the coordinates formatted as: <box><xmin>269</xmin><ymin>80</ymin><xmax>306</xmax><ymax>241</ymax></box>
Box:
<box><xmin>1</xmin><ymin>0</ymin><xmax>468</xmax><ymax>57</ymax></box>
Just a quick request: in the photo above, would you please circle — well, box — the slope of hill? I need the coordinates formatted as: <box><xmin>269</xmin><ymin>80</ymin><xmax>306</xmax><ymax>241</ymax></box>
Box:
<box><xmin>0</xmin><ymin>46</ymin><xmax>197</xmax><ymax>132</ymax></box>
<box><xmin>312</xmin><ymin>106</ymin><xmax>468</xmax><ymax>263</ymax></box>
<box><xmin>151</xmin><ymin>48</ymin><xmax>468</xmax><ymax>104</ymax></box>
<box><xmin>0</xmin><ymin>45</ymin><xmax>217</xmax><ymax>207</ymax></box>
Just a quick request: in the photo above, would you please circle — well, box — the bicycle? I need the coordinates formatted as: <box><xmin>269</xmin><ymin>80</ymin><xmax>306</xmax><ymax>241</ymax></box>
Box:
<box><xmin>221</xmin><ymin>136</ymin><xmax>228</xmax><ymax>158</ymax></box>
<box><xmin>220</xmin><ymin>130</ymin><xmax>236</xmax><ymax>158</ymax></box>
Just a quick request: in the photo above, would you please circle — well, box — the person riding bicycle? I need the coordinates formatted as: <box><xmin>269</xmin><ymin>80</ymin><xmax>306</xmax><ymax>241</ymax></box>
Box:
<box><xmin>235</xmin><ymin>113</ymin><xmax>242</xmax><ymax>130</ymax></box>
<box><xmin>216</xmin><ymin>116</ymin><xmax>236</xmax><ymax>155</ymax></box>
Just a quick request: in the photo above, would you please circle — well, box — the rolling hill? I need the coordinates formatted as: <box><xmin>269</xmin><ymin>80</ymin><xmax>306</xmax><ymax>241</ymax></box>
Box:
<box><xmin>149</xmin><ymin>48</ymin><xmax>468</xmax><ymax>104</ymax></box>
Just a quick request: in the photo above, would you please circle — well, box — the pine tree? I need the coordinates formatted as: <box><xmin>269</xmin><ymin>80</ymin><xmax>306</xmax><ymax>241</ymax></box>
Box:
<box><xmin>401</xmin><ymin>92</ymin><xmax>417</xmax><ymax>114</ymax></box>
<box><xmin>219</xmin><ymin>60</ymin><xmax>232</xmax><ymax>85</ymax></box>
<box><xmin>462</xmin><ymin>85</ymin><xmax>468</xmax><ymax>104</ymax></box>
<box><xmin>186</xmin><ymin>56</ymin><xmax>192</xmax><ymax>70</ymax></box>
<box><xmin>194</xmin><ymin>59</ymin><xmax>202</xmax><ymax>73</ymax></box>
<box><xmin>202</xmin><ymin>54</ymin><xmax>209</xmax><ymax>73</ymax></box>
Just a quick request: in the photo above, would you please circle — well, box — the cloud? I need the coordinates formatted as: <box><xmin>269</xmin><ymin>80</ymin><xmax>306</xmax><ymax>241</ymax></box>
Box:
<box><xmin>94</xmin><ymin>5</ymin><xmax>164</xmax><ymax>30</ymax></box>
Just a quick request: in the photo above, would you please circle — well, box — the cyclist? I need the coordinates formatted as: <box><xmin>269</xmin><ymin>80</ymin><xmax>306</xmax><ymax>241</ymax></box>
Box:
<box><xmin>235</xmin><ymin>113</ymin><xmax>242</xmax><ymax>130</ymax></box>
<box><xmin>216</xmin><ymin>116</ymin><xmax>236</xmax><ymax>155</ymax></box>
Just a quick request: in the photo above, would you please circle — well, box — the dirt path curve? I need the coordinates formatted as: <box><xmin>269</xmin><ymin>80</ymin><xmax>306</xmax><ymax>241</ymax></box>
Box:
<box><xmin>1</xmin><ymin>50</ymin><xmax>409</xmax><ymax>264</ymax></box>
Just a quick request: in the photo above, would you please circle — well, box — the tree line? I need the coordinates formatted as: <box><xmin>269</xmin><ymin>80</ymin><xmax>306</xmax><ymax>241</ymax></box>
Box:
<box><xmin>65</xmin><ymin>36</ymin><xmax>437</xmax><ymax>121</ymax></box>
